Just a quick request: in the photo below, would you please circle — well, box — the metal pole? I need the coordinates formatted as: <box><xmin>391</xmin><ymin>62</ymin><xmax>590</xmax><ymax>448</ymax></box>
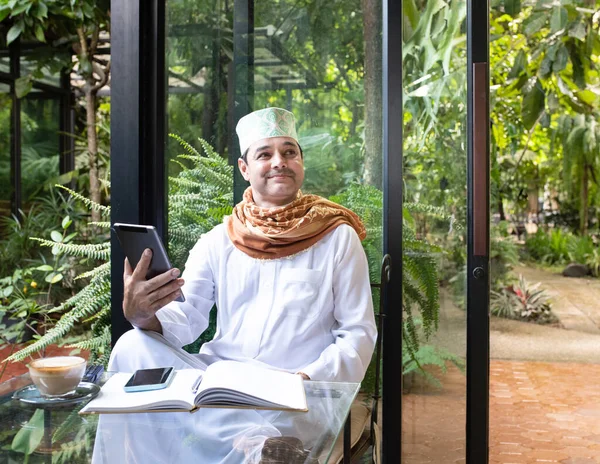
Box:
<box><xmin>382</xmin><ymin>0</ymin><xmax>403</xmax><ymax>461</ymax></box>
<box><xmin>466</xmin><ymin>0</ymin><xmax>490</xmax><ymax>461</ymax></box>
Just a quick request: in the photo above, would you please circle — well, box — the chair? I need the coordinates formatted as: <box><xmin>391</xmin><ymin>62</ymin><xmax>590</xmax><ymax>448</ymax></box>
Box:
<box><xmin>329</xmin><ymin>255</ymin><xmax>390</xmax><ymax>464</ymax></box>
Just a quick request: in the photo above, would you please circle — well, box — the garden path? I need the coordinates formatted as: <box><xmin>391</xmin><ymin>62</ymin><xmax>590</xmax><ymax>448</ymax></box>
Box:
<box><xmin>514</xmin><ymin>265</ymin><xmax>600</xmax><ymax>334</ymax></box>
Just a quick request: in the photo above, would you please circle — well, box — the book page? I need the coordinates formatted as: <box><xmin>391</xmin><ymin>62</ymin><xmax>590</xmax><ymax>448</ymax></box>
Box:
<box><xmin>81</xmin><ymin>369</ymin><xmax>203</xmax><ymax>413</ymax></box>
<box><xmin>196</xmin><ymin>361</ymin><xmax>307</xmax><ymax>411</ymax></box>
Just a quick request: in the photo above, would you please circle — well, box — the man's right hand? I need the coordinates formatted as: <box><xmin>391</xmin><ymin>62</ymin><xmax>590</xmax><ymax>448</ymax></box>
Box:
<box><xmin>123</xmin><ymin>249</ymin><xmax>185</xmax><ymax>333</ymax></box>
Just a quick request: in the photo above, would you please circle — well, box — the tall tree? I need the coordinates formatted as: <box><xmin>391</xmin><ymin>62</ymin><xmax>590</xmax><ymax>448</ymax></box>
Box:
<box><xmin>362</xmin><ymin>0</ymin><xmax>383</xmax><ymax>188</ymax></box>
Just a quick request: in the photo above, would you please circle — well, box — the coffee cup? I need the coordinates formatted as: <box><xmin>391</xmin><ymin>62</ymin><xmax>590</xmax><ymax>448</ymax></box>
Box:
<box><xmin>28</xmin><ymin>356</ymin><xmax>87</xmax><ymax>397</ymax></box>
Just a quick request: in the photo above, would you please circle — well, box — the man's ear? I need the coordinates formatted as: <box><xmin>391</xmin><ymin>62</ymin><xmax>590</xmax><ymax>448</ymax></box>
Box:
<box><xmin>238</xmin><ymin>158</ymin><xmax>250</xmax><ymax>181</ymax></box>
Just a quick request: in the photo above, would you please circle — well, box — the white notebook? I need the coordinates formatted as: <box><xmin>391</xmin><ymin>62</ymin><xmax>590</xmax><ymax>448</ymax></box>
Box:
<box><xmin>80</xmin><ymin>360</ymin><xmax>308</xmax><ymax>414</ymax></box>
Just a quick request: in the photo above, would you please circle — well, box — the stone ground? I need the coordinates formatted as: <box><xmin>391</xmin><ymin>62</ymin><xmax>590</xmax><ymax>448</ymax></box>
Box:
<box><xmin>402</xmin><ymin>265</ymin><xmax>600</xmax><ymax>463</ymax></box>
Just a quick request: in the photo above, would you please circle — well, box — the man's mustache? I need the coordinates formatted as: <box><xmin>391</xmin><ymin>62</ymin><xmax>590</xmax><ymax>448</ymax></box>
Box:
<box><xmin>266</xmin><ymin>169</ymin><xmax>296</xmax><ymax>178</ymax></box>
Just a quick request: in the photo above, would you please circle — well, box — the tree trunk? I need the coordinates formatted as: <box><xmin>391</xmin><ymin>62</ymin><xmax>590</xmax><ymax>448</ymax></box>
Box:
<box><xmin>498</xmin><ymin>192</ymin><xmax>506</xmax><ymax>221</ymax></box>
<box><xmin>581</xmin><ymin>165</ymin><xmax>589</xmax><ymax>235</ymax></box>
<box><xmin>362</xmin><ymin>0</ymin><xmax>383</xmax><ymax>189</ymax></box>
<box><xmin>86</xmin><ymin>90</ymin><xmax>101</xmax><ymax>224</ymax></box>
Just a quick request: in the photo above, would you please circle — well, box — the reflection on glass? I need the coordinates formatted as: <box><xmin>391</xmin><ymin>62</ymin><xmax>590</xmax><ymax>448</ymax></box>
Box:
<box><xmin>0</xmin><ymin>57</ymin><xmax>9</xmax><ymax>75</ymax></box>
<box><xmin>0</xmin><ymin>83</ymin><xmax>10</xmax><ymax>205</ymax></box>
<box><xmin>20</xmin><ymin>49</ymin><xmax>67</xmax><ymax>88</ymax></box>
<box><xmin>401</xmin><ymin>0</ymin><xmax>467</xmax><ymax>462</ymax></box>
<box><xmin>166</xmin><ymin>0</ymin><xmax>383</xmax><ymax>459</ymax></box>
<box><xmin>21</xmin><ymin>97</ymin><xmax>60</xmax><ymax>201</ymax></box>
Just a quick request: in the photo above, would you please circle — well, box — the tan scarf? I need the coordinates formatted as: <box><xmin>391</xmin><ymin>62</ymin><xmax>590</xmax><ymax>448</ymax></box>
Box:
<box><xmin>227</xmin><ymin>187</ymin><xmax>366</xmax><ymax>260</ymax></box>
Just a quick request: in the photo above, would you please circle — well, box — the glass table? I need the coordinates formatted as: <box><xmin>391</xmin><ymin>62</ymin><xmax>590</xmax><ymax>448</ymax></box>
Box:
<box><xmin>0</xmin><ymin>373</ymin><xmax>359</xmax><ymax>463</ymax></box>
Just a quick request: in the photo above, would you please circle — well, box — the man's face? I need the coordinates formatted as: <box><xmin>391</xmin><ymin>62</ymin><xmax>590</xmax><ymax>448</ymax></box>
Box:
<box><xmin>238</xmin><ymin>136</ymin><xmax>305</xmax><ymax>207</ymax></box>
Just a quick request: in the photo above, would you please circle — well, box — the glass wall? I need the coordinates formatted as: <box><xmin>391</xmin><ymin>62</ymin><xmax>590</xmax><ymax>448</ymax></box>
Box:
<box><xmin>0</xmin><ymin>44</ymin><xmax>71</xmax><ymax>215</ymax></box>
<box><xmin>21</xmin><ymin>94</ymin><xmax>60</xmax><ymax>201</ymax></box>
<box><xmin>165</xmin><ymin>0</ymin><xmax>383</xmax><ymax>458</ymax></box>
<box><xmin>401</xmin><ymin>0</ymin><xmax>468</xmax><ymax>461</ymax></box>
<box><xmin>165</xmin><ymin>0</ymin><xmax>383</xmax><ymax>286</ymax></box>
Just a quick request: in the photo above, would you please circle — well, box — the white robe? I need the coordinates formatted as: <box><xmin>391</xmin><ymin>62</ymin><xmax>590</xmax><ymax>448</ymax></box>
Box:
<box><xmin>92</xmin><ymin>224</ymin><xmax>376</xmax><ymax>463</ymax></box>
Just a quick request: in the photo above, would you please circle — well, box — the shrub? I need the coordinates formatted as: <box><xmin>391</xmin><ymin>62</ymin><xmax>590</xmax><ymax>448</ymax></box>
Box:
<box><xmin>491</xmin><ymin>275</ymin><xmax>557</xmax><ymax>324</ymax></box>
<box><xmin>525</xmin><ymin>228</ymin><xmax>571</xmax><ymax>265</ymax></box>
<box><xmin>7</xmin><ymin>137</ymin><xmax>232</xmax><ymax>365</ymax></box>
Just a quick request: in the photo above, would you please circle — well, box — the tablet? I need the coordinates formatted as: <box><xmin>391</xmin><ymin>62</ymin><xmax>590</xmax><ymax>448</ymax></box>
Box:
<box><xmin>112</xmin><ymin>223</ymin><xmax>185</xmax><ymax>302</ymax></box>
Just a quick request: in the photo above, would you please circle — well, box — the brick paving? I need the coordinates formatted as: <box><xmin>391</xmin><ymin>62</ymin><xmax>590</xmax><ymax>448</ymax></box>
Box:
<box><xmin>402</xmin><ymin>361</ymin><xmax>600</xmax><ymax>463</ymax></box>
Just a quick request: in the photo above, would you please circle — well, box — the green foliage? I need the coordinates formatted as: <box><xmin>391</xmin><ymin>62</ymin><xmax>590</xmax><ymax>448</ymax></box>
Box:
<box><xmin>490</xmin><ymin>222</ymin><xmax>520</xmax><ymax>290</ymax></box>
<box><xmin>168</xmin><ymin>134</ymin><xmax>233</xmax><ymax>269</ymax></box>
<box><xmin>525</xmin><ymin>228</ymin><xmax>573</xmax><ymax>265</ymax></box>
<box><xmin>7</xmin><ymin>137</ymin><xmax>232</xmax><ymax>365</ymax></box>
<box><xmin>491</xmin><ymin>275</ymin><xmax>557</xmax><ymax>324</ymax></box>
<box><xmin>332</xmin><ymin>183</ymin><xmax>455</xmax><ymax>386</ymax></box>
<box><xmin>10</xmin><ymin>409</ymin><xmax>44</xmax><ymax>458</ymax></box>
<box><xmin>490</xmin><ymin>0</ymin><xmax>600</xmax><ymax>234</ymax></box>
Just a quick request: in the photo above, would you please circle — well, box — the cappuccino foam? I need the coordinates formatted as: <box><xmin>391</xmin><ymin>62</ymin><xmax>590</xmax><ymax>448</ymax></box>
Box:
<box><xmin>29</xmin><ymin>356</ymin><xmax>86</xmax><ymax>397</ymax></box>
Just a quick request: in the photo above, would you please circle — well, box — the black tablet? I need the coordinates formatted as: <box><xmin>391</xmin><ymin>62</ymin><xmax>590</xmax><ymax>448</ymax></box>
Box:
<box><xmin>112</xmin><ymin>223</ymin><xmax>185</xmax><ymax>302</ymax></box>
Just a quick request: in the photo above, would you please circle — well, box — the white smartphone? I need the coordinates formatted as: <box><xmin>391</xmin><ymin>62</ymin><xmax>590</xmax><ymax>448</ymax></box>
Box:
<box><xmin>123</xmin><ymin>367</ymin><xmax>175</xmax><ymax>393</ymax></box>
<box><xmin>112</xmin><ymin>223</ymin><xmax>185</xmax><ymax>302</ymax></box>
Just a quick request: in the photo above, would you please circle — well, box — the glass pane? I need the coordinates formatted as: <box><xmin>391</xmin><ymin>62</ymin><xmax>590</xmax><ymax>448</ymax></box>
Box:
<box><xmin>0</xmin><ymin>57</ymin><xmax>9</xmax><ymax>74</ymax></box>
<box><xmin>20</xmin><ymin>48</ymin><xmax>66</xmax><ymax>88</ymax></box>
<box><xmin>0</xmin><ymin>82</ymin><xmax>10</xmax><ymax>207</ymax></box>
<box><xmin>166</xmin><ymin>0</ymin><xmax>383</xmax><ymax>459</ymax></box>
<box><xmin>401</xmin><ymin>0</ymin><xmax>467</xmax><ymax>461</ymax></box>
<box><xmin>21</xmin><ymin>96</ymin><xmax>60</xmax><ymax>201</ymax></box>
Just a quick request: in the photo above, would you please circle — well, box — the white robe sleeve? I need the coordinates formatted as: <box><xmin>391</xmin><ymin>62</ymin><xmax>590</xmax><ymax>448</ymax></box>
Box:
<box><xmin>155</xmin><ymin>235</ymin><xmax>216</xmax><ymax>348</ymax></box>
<box><xmin>299</xmin><ymin>226</ymin><xmax>377</xmax><ymax>382</ymax></box>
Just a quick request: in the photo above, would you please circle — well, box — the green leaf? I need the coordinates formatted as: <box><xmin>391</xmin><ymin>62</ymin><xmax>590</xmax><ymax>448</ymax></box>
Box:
<box><xmin>552</xmin><ymin>44</ymin><xmax>568</xmax><ymax>73</ymax></box>
<box><xmin>0</xmin><ymin>7</ymin><xmax>11</xmax><ymax>22</ymax></box>
<box><xmin>82</xmin><ymin>2</ymin><xmax>94</xmax><ymax>18</ymax></box>
<box><xmin>63</xmin><ymin>232</ymin><xmax>77</xmax><ymax>243</ymax></box>
<box><xmin>11</xmin><ymin>409</ymin><xmax>44</xmax><ymax>455</ymax></box>
<box><xmin>576</xmin><ymin>90</ymin><xmax>597</xmax><ymax>106</ymax></box>
<box><xmin>35</xmin><ymin>265</ymin><xmax>54</xmax><ymax>271</ymax></box>
<box><xmin>7</xmin><ymin>21</ymin><xmax>23</xmax><ymax>45</ymax></box>
<box><xmin>568</xmin><ymin>21</ymin><xmax>586</xmax><ymax>40</ymax></box>
<box><xmin>62</xmin><ymin>216</ymin><xmax>72</xmax><ymax>229</ymax></box>
<box><xmin>45</xmin><ymin>272</ymin><xmax>63</xmax><ymax>284</ymax></box>
<box><xmin>508</xmin><ymin>50</ymin><xmax>527</xmax><ymax>79</ymax></box>
<box><xmin>550</xmin><ymin>7</ymin><xmax>567</xmax><ymax>32</ymax></box>
<box><xmin>36</xmin><ymin>2</ymin><xmax>48</xmax><ymax>19</ymax></box>
<box><xmin>504</xmin><ymin>0</ymin><xmax>521</xmax><ymax>16</ymax></box>
<box><xmin>51</xmin><ymin>244</ymin><xmax>61</xmax><ymax>255</ymax></box>
<box><xmin>521</xmin><ymin>78</ymin><xmax>545</xmax><ymax>130</ymax></box>
<box><xmin>539</xmin><ymin>55</ymin><xmax>553</xmax><ymax>79</ymax></box>
<box><xmin>78</xmin><ymin>55</ymin><xmax>92</xmax><ymax>75</ymax></box>
<box><xmin>2</xmin><ymin>286</ymin><xmax>13</xmax><ymax>298</ymax></box>
<box><xmin>34</xmin><ymin>23</ymin><xmax>45</xmax><ymax>43</ymax></box>
<box><xmin>524</xmin><ymin>12</ymin><xmax>547</xmax><ymax>36</ymax></box>
<box><xmin>50</xmin><ymin>230</ymin><xmax>63</xmax><ymax>243</ymax></box>
<box><xmin>14</xmin><ymin>76</ymin><xmax>32</xmax><ymax>98</ymax></box>
<box><xmin>10</xmin><ymin>3</ymin><xmax>29</xmax><ymax>15</ymax></box>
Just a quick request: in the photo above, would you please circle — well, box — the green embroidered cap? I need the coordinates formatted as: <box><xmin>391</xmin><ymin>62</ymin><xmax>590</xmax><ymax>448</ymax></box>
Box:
<box><xmin>236</xmin><ymin>107</ymin><xmax>298</xmax><ymax>156</ymax></box>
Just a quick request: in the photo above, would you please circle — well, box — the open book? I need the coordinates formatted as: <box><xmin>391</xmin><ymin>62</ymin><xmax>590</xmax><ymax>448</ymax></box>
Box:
<box><xmin>79</xmin><ymin>360</ymin><xmax>308</xmax><ymax>414</ymax></box>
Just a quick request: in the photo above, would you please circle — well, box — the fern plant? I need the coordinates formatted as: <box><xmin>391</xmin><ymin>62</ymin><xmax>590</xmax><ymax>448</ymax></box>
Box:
<box><xmin>331</xmin><ymin>183</ymin><xmax>458</xmax><ymax>385</ymax></box>
<box><xmin>7</xmin><ymin>136</ymin><xmax>233</xmax><ymax>365</ymax></box>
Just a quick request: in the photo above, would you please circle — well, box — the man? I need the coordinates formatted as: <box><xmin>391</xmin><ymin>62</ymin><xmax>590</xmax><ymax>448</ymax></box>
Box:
<box><xmin>95</xmin><ymin>108</ymin><xmax>376</xmax><ymax>463</ymax></box>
